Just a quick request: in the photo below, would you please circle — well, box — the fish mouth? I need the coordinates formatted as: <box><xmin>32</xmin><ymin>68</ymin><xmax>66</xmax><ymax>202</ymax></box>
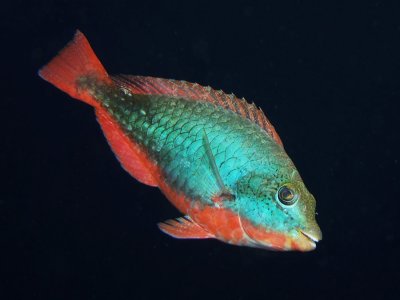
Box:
<box><xmin>238</xmin><ymin>214</ymin><xmax>322</xmax><ymax>251</ymax></box>
<box><xmin>296</xmin><ymin>226</ymin><xmax>322</xmax><ymax>251</ymax></box>
<box><xmin>300</xmin><ymin>229</ymin><xmax>321</xmax><ymax>243</ymax></box>
<box><xmin>244</xmin><ymin>230</ymin><xmax>320</xmax><ymax>251</ymax></box>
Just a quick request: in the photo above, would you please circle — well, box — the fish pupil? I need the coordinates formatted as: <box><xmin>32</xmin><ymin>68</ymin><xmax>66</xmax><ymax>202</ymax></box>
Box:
<box><xmin>278</xmin><ymin>186</ymin><xmax>296</xmax><ymax>205</ymax></box>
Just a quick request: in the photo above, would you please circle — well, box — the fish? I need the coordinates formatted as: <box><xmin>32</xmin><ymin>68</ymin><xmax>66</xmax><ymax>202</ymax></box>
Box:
<box><xmin>39</xmin><ymin>30</ymin><xmax>322</xmax><ymax>251</ymax></box>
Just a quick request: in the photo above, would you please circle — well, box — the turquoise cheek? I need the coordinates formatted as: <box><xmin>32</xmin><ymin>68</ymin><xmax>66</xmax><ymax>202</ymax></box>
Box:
<box><xmin>227</xmin><ymin>195</ymin><xmax>286</xmax><ymax>233</ymax></box>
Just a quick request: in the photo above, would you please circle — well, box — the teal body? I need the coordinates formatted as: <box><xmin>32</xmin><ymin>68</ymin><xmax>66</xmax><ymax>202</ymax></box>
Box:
<box><xmin>89</xmin><ymin>82</ymin><xmax>287</xmax><ymax>192</ymax></box>
<box><xmin>84</xmin><ymin>78</ymin><xmax>315</xmax><ymax>237</ymax></box>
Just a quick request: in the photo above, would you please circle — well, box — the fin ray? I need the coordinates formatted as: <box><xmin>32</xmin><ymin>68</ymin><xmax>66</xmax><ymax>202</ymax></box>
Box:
<box><xmin>202</xmin><ymin>129</ymin><xmax>227</xmax><ymax>192</ymax></box>
<box><xmin>39</xmin><ymin>30</ymin><xmax>111</xmax><ymax>107</ymax></box>
<box><xmin>201</xmin><ymin>129</ymin><xmax>234</xmax><ymax>203</ymax></box>
<box><xmin>158</xmin><ymin>216</ymin><xmax>213</xmax><ymax>239</ymax></box>
<box><xmin>112</xmin><ymin>75</ymin><xmax>283</xmax><ymax>146</ymax></box>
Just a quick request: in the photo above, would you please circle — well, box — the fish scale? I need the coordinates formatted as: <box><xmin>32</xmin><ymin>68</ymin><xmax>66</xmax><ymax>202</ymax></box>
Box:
<box><xmin>39</xmin><ymin>30</ymin><xmax>322</xmax><ymax>251</ymax></box>
<box><xmin>96</xmin><ymin>90</ymin><xmax>281</xmax><ymax>202</ymax></box>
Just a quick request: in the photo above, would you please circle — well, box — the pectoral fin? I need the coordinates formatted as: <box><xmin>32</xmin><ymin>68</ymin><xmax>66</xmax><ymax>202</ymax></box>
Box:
<box><xmin>201</xmin><ymin>130</ymin><xmax>235</xmax><ymax>202</ymax></box>
<box><xmin>158</xmin><ymin>216</ymin><xmax>214</xmax><ymax>239</ymax></box>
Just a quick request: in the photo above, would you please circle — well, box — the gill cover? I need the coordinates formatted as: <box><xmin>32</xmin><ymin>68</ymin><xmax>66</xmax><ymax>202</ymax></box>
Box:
<box><xmin>236</xmin><ymin>172</ymin><xmax>322</xmax><ymax>251</ymax></box>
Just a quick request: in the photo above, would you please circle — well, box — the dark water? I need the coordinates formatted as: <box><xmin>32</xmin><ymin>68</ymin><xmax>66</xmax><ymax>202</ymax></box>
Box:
<box><xmin>2</xmin><ymin>1</ymin><xmax>400</xmax><ymax>299</ymax></box>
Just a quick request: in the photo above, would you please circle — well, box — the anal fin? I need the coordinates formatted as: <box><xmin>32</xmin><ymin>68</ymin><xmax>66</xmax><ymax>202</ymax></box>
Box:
<box><xmin>158</xmin><ymin>216</ymin><xmax>214</xmax><ymax>239</ymax></box>
<box><xmin>95</xmin><ymin>108</ymin><xmax>158</xmax><ymax>187</ymax></box>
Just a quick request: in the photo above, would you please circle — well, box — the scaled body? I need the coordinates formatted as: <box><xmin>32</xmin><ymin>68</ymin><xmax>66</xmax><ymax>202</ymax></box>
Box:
<box><xmin>39</xmin><ymin>31</ymin><xmax>322</xmax><ymax>251</ymax></box>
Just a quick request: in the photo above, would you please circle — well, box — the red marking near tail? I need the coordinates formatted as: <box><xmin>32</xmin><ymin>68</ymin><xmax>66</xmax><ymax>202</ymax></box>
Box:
<box><xmin>38</xmin><ymin>30</ymin><xmax>111</xmax><ymax>107</ymax></box>
<box><xmin>95</xmin><ymin>108</ymin><xmax>159</xmax><ymax>187</ymax></box>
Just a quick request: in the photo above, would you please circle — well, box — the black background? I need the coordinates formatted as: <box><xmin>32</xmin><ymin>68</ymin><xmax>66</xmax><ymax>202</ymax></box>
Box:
<box><xmin>2</xmin><ymin>1</ymin><xmax>400</xmax><ymax>299</ymax></box>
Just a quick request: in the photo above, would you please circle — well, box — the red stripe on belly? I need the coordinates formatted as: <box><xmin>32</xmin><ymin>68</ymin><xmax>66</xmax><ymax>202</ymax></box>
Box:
<box><xmin>158</xmin><ymin>180</ymin><xmax>247</xmax><ymax>245</ymax></box>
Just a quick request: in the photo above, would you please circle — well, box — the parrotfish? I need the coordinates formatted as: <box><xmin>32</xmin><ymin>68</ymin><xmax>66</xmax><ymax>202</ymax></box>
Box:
<box><xmin>39</xmin><ymin>30</ymin><xmax>322</xmax><ymax>251</ymax></box>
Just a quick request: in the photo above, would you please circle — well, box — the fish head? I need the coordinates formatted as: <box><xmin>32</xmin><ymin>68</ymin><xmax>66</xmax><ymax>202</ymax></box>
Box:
<box><xmin>234</xmin><ymin>169</ymin><xmax>322</xmax><ymax>251</ymax></box>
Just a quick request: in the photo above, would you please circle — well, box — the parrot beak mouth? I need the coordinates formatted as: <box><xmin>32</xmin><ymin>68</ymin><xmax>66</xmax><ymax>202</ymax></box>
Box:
<box><xmin>300</xmin><ymin>229</ymin><xmax>321</xmax><ymax>243</ymax></box>
<box><xmin>238</xmin><ymin>215</ymin><xmax>322</xmax><ymax>251</ymax></box>
<box><xmin>294</xmin><ymin>225</ymin><xmax>322</xmax><ymax>251</ymax></box>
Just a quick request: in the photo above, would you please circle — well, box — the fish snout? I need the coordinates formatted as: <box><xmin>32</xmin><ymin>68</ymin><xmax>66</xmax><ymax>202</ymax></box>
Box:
<box><xmin>301</xmin><ymin>224</ymin><xmax>322</xmax><ymax>243</ymax></box>
<box><xmin>293</xmin><ymin>223</ymin><xmax>322</xmax><ymax>251</ymax></box>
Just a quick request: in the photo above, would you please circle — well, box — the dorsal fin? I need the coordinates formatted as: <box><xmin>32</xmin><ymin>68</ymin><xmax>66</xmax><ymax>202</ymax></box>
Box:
<box><xmin>112</xmin><ymin>75</ymin><xmax>283</xmax><ymax>146</ymax></box>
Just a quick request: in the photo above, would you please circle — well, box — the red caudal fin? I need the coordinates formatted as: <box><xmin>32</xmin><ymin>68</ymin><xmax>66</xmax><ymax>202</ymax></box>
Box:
<box><xmin>38</xmin><ymin>30</ymin><xmax>111</xmax><ymax>107</ymax></box>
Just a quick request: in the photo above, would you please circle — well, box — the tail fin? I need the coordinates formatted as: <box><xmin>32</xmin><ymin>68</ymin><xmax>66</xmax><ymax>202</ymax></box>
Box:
<box><xmin>38</xmin><ymin>30</ymin><xmax>111</xmax><ymax>107</ymax></box>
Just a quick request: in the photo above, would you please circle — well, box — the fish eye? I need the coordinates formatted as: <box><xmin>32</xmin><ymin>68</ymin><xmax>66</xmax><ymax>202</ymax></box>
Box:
<box><xmin>277</xmin><ymin>185</ymin><xmax>298</xmax><ymax>206</ymax></box>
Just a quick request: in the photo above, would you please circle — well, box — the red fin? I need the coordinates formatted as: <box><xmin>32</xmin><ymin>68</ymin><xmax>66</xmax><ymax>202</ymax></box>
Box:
<box><xmin>39</xmin><ymin>30</ymin><xmax>111</xmax><ymax>107</ymax></box>
<box><xmin>113</xmin><ymin>75</ymin><xmax>283</xmax><ymax>146</ymax></box>
<box><xmin>95</xmin><ymin>108</ymin><xmax>159</xmax><ymax>187</ymax></box>
<box><xmin>158</xmin><ymin>216</ymin><xmax>214</xmax><ymax>239</ymax></box>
